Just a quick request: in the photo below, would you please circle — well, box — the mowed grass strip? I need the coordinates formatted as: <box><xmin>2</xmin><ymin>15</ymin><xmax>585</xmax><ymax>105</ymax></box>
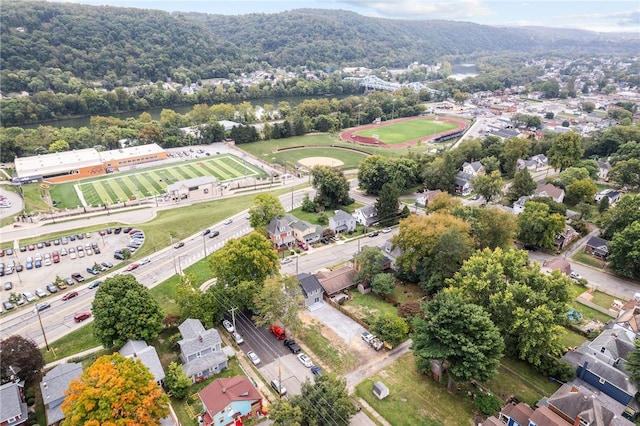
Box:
<box><xmin>113</xmin><ymin>177</ymin><xmax>135</xmax><ymax>199</ymax></box>
<box><xmin>212</xmin><ymin>159</ymin><xmax>244</xmax><ymax>180</ymax></box>
<box><xmin>98</xmin><ymin>180</ymin><xmax>120</xmax><ymax>205</ymax></box>
<box><xmin>89</xmin><ymin>181</ymin><xmax>112</xmax><ymax>205</ymax></box>
<box><xmin>138</xmin><ymin>173</ymin><xmax>165</xmax><ymax>194</ymax></box>
<box><xmin>195</xmin><ymin>162</ymin><xmax>220</xmax><ymax>178</ymax></box>
<box><xmin>105</xmin><ymin>178</ymin><xmax>129</xmax><ymax>202</ymax></box>
<box><xmin>206</xmin><ymin>161</ymin><xmax>237</xmax><ymax>181</ymax></box>
<box><xmin>80</xmin><ymin>184</ymin><xmax>101</xmax><ymax>206</ymax></box>
<box><xmin>356</xmin><ymin>119</ymin><xmax>458</xmax><ymax>144</ymax></box>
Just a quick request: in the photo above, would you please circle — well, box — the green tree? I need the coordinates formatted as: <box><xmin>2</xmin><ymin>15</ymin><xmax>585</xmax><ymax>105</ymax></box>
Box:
<box><xmin>311</xmin><ymin>165</ymin><xmax>352</xmax><ymax>209</ymax></box>
<box><xmin>175</xmin><ymin>273</ymin><xmax>219</xmax><ymax>326</ymax></box>
<box><xmin>164</xmin><ymin>361</ymin><xmax>191</xmax><ymax>399</ymax></box>
<box><xmin>253</xmin><ymin>275</ymin><xmax>303</xmax><ymax>336</ymax></box>
<box><xmin>248</xmin><ymin>193</ymin><xmax>286</xmax><ymax>231</ymax></box>
<box><xmin>0</xmin><ymin>335</ymin><xmax>45</xmax><ymax>384</ymax></box>
<box><xmin>565</xmin><ymin>178</ymin><xmax>597</xmax><ymax>206</ymax></box>
<box><xmin>598</xmin><ymin>196</ymin><xmax>610</xmax><ymax>213</ymax></box>
<box><xmin>608</xmin><ymin>221</ymin><xmax>640</xmax><ymax>279</ymax></box>
<box><xmin>581</xmin><ymin>101</ymin><xmax>596</xmax><ymax>113</ymax></box>
<box><xmin>599</xmin><ymin>194</ymin><xmax>640</xmax><ymax>239</ymax></box>
<box><xmin>517</xmin><ymin>201</ymin><xmax>565</xmax><ymax>249</ymax></box>
<box><xmin>452</xmin><ymin>205</ymin><xmax>517</xmax><ymax>250</ymax></box>
<box><xmin>48</xmin><ymin>139</ymin><xmax>70</xmax><ymax>153</ymax></box>
<box><xmin>269</xmin><ymin>399</ymin><xmax>303</xmax><ymax>426</ymax></box>
<box><xmin>395</xmin><ymin>213</ymin><xmax>473</xmax><ymax>293</ymax></box>
<box><xmin>62</xmin><ymin>353</ymin><xmax>169</xmax><ymax>426</ymax></box>
<box><xmin>294</xmin><ymin>374</ymin><xmax>355</xmax><ymax>426</ymax></box>
<box><xmin>412</xmin><ymin>291</ymin><xmax>504</xmax><ymax>391</ymax></box>
<box><xmin>558</xmin><ymin>167</ymin><xmax>590</xmax><ymax>187</ymax></box>
<box><xmin>472</xmin><ymin>170</ymin><xmax>503</xmax><ymax>203</ymax></box>
<box><xmin>500</xmin><ymin>137</ymin><xmax>531</xmax><ymax>177</ymax></box>
<box><xmin>375</xmin><ymin>182</ymin><xmax>400</xmax><ymax>226</ymax></box>
<box><xmin>92</xmin><ymin>275</ymin><xmax>163</xmax><ymax>348</ymax></box>
<box><xmin>507</xmin><ymin>168</ymin><xmax>537</xmax><ymax>203</ymax></box>
<box><xmin>626</xmin><ymin>339</ymin><xmax>640</xmax><ymax>386</ymax></box>
<box><xmin>353</xmin><ymin>246</ymin><xmax>386</xmax><ymax>286</ymax></box>
<box><xmin>209</xmin><ymin>231</ymin><xmax>279</xmax><ymax>287</ymax></box>
<box><xmin>422</xmin><ymin>153</ymin><xmax>457</xmax><ymax>193</ymax></box>
<box><xmin>547</xmin><ymin>131</ymin><xmax>584</xmax><ymax>171</ymax></box>
<box><xmin>370</xmin><ymin>273</ymin><xmax>396</xmax><ymax>297</ymax></box>
<box><xmin>370</xmin><ymin>313</ymin><xmax>409</xmax><ymax>346</ymax></box>
<box><xmin>610</xmin><ymin>159</ymin><xmax>640</xmax><ymax>190</ymax></box>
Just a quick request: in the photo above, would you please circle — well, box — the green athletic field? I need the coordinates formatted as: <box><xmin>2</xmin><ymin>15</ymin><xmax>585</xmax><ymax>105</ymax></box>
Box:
<box><xmin>356</xmin><ymin>119</ymin><xmax>458</xmax><ymax>144</ymax></box>
<box><xmin>50</xmin><ymin>155</ymin><xmax>264</xmax><ymax>208</ymax></box>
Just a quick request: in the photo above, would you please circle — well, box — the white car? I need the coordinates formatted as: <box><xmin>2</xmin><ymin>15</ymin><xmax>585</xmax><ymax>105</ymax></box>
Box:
<box><xmin>382</xmin><ymin>227</ymin><xmax>392</xmax><ymax>233</ymax></box>
<box><xmin>222</xmin><ymin>319</ymin><xmax>235</xmax><ymax>333</ymax></box>
<box><xmin>139</xmin><ymin>258</ymin><xmax>151</xmax><ymax>265</ymax></box>
<box><xmin>247</xmin><ymin>351</ymin><xmax>261</xmax><ymax>365</ymax></box>
<box><xmin>570</xmin><ymin>271</ymin><xmax>582</xmax><ymax>280</ymax></box>
<box><xmin>280</xmin><ymin>257</ymin><xmax>292</xmax><ymax>265</ymax></box>
<box><xmin>297</xmin><ymin>353</ymin><xmax>313</xmax><ymax>368</ymax></box>
<box><xmin>223</xmin><ymin>218</ymin><xmax>233</xmax><ymax>225</ymax></box>
<box><xmin>232</xmin><ymin>332</ymin><xmax>244</xmax><ymax>344</ymax></box>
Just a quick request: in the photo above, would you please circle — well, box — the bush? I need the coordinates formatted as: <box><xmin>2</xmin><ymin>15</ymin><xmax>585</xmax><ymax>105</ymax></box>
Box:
<box><xmin>536</xmin><ymin>357</ymin><xmax>576</xmax><ymax>382</ymax></box>
<box><xmin>25</xmin><ymin>387</ymin><xmax>35</xmax><ymax>399</ymax></box>
<box><xmin>169</xmin><ymin>333</ymin><xmax>182</xmax><ymax>350</ymax></box>
<box><xmin>474</xmin><ymin>393</ymin><xmax>502</xmax><ymax>415</ymax></box>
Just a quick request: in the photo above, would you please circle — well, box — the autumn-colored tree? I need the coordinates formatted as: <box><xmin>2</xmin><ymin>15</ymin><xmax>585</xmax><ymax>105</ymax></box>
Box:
<box><xmin>62</xmin><ymin>353</ymin><xmax>169</xmax><ymax>426</ymax></box>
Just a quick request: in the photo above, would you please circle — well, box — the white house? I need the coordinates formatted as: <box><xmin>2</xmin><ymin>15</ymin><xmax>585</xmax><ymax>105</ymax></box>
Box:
<box><xmin>329</xmin><ymin>210</ymin><xmax>356</xmax><ymax>234</ymax></box>
<box><xmin>353</xmin><ymin>205</ymin><xmax>379</xmax><ymax>227</ymax></box>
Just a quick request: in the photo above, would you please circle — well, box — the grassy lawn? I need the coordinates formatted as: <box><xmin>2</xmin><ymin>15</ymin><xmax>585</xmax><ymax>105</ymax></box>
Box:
<box><xmin>558</xmin><ymin>327</ymin><xmax>587</xmax><ymax>349</ymax></box>
<box><xmin>342</xmin><ymin>291</ymin><xmax>398</xmax><ymax>325</ymax></box>
<box><xmin>356</xmin><ymin>119</ymin><xmax>458</xmax><ymax>144</ymax></box>
<box><xmin>41</xmin><ymin>322</ymin><xmax>101</xmax><ymax>363</ymax></box>
<box><xmin>355</xmin><ymin>352</ymin><xmax>477</xmax><ymax>426</ymax></box>
<box><xmin>299</xmin><ymin>320</ymin><xmax>357</xmax><ymax>375</ymax></box>
<box><xmin>483</xmin><ymin>357</ymin><xmax>560</xmax><ymax>405</ymax></box>
<box><xmin>19</xmin><ymin>183</ymin><xmax>52</xmax><ymax>214</ymax></box>
<box><xmin>288</xmin><ymin>201</ymin><xmax>364</xmax><ymax>226</ymax></box>
<box><xmin>572</xmin><ymin>251</ymin><xmax>607</xmax><ymax>269</ymax></box>
<box><xmin>392</xmin><ymin>283</ymin><xmax>425</xmax><ymax>304</ymax></box>
<box><xmin>268</xmin><ymin>145</ymin><xmax>369</xmax><ymax>170</ymax></box>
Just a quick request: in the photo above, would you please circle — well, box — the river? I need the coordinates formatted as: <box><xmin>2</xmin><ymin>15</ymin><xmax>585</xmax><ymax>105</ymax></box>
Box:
<box><xmin>21</xmin><ymin>94</ymin><xmax>348</xmax><ymax>129</ymax></box>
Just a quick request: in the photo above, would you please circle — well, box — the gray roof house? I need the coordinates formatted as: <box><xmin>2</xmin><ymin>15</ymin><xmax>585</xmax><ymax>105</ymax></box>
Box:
<box><xmin>178</xmin><ymin>319</ymin><xmax>227</xmax><ymax>384</ymax></box>
<box><xmin>353</xmin><ymin>205</ymin><xmax>379</xmax><ymax>227</ymax></box>
<box><xmin>297</xmin><ymin>273</ymin><xmax>324</xmax><ymax>307</ymax></box>
<box><xmin>455</xmin><ymin>171</ymin><xmax>474</xmax><ymax>195</ymax></box>
<box><xmin>595</xmin><ymin>188</ymin><xmax>621</xmax><ymax>205</ymax></box>
<box><xmin>585</xmin><ymin>236</ymin><xmax>609</xmax><ymax>259</ymax></box>
<box><xmin>329</xmin><ymin>210</ymin><xmax>356</xmax><ymax>234</ymax></box>
<box><xmin>285</xmin><ymin>214</ymin><xmax>323</xmax><ymax>244</ymax></box>
<box><xmin>381</xmin><ymin>240</ymin><xmax>403</xmax><ymax>270</ymax></box>
<box><xmin>40</xmin><ymin>363</ymin><xmax>83</xmax><ymax>426</ymax></box>
<box><xmin>120</xmin><ymin>340</ymin><xmax>165</xmax><ymax>385</ymax></box>
<box><xmin>267</xmin><ymin>218</ymin><xmax>296</xmax><ymax>249</ymax></box>
<box><xmin>598</xmin><ymin>160</ymin><xmax>611</xmax><ymax>180</ymax></box>
<box><xmin>0</xmin><ymin>380</ymin><xmax>28</xmax><ymax>426</ymax></box>
<box><xmin>461</xmin><ymin>161</ymin><xmax>485</xmax><ymax>176</ymax></box>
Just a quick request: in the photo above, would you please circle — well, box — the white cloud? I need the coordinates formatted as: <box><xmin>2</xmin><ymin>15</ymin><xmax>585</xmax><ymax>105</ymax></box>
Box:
<box><xmin>337</xmin><ymin>0</ymin><xmax>494</xmax><ymax>20</ymax></box>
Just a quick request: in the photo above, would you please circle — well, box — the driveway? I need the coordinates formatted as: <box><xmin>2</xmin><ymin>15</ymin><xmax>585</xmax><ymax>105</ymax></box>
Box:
<box><xmin>306</xmin><ymin>302</ymin><xmax>367</xmax><ymax>345</ymax></box>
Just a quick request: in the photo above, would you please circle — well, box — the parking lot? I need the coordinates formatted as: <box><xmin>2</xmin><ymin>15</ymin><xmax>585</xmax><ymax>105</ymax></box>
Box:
<box><xmin>0</xmin><ymin>227</ymin><xmax>141</xmax><ymax>309</ymax></box>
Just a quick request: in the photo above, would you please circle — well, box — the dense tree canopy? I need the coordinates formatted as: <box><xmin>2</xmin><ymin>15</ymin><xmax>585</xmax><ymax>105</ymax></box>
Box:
<box><xmin>517</xmin><ymin>201</ymin><xmax>565</xmax><ymax>249</ymax></box>
<box><xmin>547</xmin><ymin>132</ymin><xmax>584</xmax><ymax>171</ymax></box>
<box><xmin>248</xmin><ymin>193</ymin><xmax>286</xmax><ymax>231</ymax></box>
<box><xmin>370</xmin><ymin>313</ymin><xmax>409</xmax><ymax>346</ymax></box>
<box><xmin>607</xmin><ymin>221</ymin><xmax>640</xmax><ymax>279</ymax></box>
<box><xmin>311</xmin><ymin>166</ymin><xmax>352</xmax><ymax>209</ymax></box>
<box><xmin>412</xmin><ymin>291</ymin><xmax>504</xmax><ymax>390</ymax></box>
<box><xmin>92</xmin><ymin>274</ymin><xmax>164</xmax><ymax>348</ymax></box>
<box><xmin>375</xmin><ymin>182</ymin><xmax>401</xmax><ymax>227</ymax></box>
<box><xmin>290</xmin><ymin>374</ymin><xmax>356</xmax><ymax>426</ymax></box>
<box><xmin>507</xmin><ymin>168</ymin><xmax>536</xmax><ymax>203</ymax></box>
<box><xmin>253</xmin><ymin>275</ymin><xmax>304</xmax><ymax>336</ymax></box>
<box><xmin>0</xmin><ymin>335</ymin><xmax>45</xmax><ymax>384</ymax></box>
<box><xmin>353</xmin><ymin>246</ymin><xmax>386</xmax><ymax>286</ymax></box>
<box><xmin>358</xmin><ymin>156</ymin><xmax>419</xmax><ymax>195</ymax></box>
<box><xmin>62</xmin><ymin>353</ymin><xmax>169</xmax><ymax>426</ymax></box>
<box><xmin>599</xmin><ymin>194</ymin><xmax>640</xmax><ymax>240</ymax></box>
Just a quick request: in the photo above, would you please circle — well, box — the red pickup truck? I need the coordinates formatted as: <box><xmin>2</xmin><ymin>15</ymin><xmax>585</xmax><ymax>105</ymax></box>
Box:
<box><xmin>269</xmin><ymin>325</ymin><xmax>286</xmax><ymax>340</ymax></box>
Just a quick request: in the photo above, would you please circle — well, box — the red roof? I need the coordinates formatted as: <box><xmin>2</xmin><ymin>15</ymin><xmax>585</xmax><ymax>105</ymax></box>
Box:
<box><xmin>199</xmin><ymin>376</ymin><xmax>261</xmax><ymax>421</ymax></box>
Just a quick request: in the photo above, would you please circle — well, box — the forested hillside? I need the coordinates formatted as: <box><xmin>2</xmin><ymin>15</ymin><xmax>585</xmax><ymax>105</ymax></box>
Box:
<box><xmin>2</xmin><ymin>1</ymin><xmax>637</xmax><ymax>93</ymax></box>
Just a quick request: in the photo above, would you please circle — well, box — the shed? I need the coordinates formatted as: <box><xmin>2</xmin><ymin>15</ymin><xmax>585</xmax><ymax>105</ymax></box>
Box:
<box><xmin>373</xmin><ymin>381</ymin><xmax>389</xmax><ymax>400</ymax></box>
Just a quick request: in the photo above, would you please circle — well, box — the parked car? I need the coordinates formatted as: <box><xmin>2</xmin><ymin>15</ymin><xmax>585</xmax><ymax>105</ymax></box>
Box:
<box><xmin>46</xmin><ymin>284</ymin><xmax>58</xmax><ymax>294</ymax></box>
<box><xmin>382</xmin><ymin>227</ymin><xmax>392</xmax><ymax>233</ymax></box>
<box><xmin>368</xmin><ymin>231</ymin><xmax>379</xmax><ymax>238</ymax></box>
<box><xmin>34</xmin><ymin>288</ymin><xmax>47</xmax><ymax>298</ymax></box>
<box><xmin>3</xmin><ymin>301</ymin><xmax>15</xmax><ymax>310</ymax></box>
<box><xmin>86</xmin><ymin>267</ymin><xmax>100</xmax><ymax>275</ymax></box>
<box><xmin>297</xmin><ymin>353</ymin><xmax>313</xmax><ymax>367</ymax></box>
<box><xmin>60</xmin><ymin>248</ymin><xmax>68</xmax><ymax>256</ymax></box>
<box><xmin>71</xmin><ymin>273</ymin><xmax>85</xmax><ymax>282</ymax></box>
<box><xmin>5</xmin><ymin>248</ymin><xmax>13</xmax><ymax>256</ymax></box>
<box><xmin>65</xmin><ymin>277</ymin><xmax>75</xmax><ymax>287</ymax></box>
<box><xmin>36</xmin><ymin>302</ymin><xmax>51</xmax><ymax>312</ymax></box>
<box><xmin>74</xmin><ymin>311</ymin><xmax>92</xmax><ymax>322</ymax></box>
<box><xmin>52</xmin><ymin>251</ymin><xmax>60</xmax><ymax>263</ymax></box>
<box><xmin>114</xmin><ymin>251</ymin><xmax>125</xmax><ymax>260</ymax></box>
<box><xmin>280</xmin><ymin>257</ymin><xmax>292</xmax><ymax>265</ymax></box>
<box><xmin>270</xmin><ymin>325</ymin><xmax>286</xmax><ymax>340</ymax></box>
<box><xmin>34</xmin><ymin>259</ymin><xmax>42</xmax><ymax>268</ymax></box>
<box><xmin>361</xmin><ymin>331</ymin><xmax>374</xmax><ymax>344</ymax></box>
<box><xmin>232</xmin><ymin>332</ymin><xmax>244</xmax><ymax>344</ymax></box>
<box><xmin>53</xmin><ymin>239</ymin><xmax>60</xmax><ymax>246</ymax></box>
<box><xmin>14</xmin><ymin>263</ymin><xmax>22</xmax><ymax>272</ymax></box>
<box><xmin>311</xmin><ymin>365</ymin><xmax>322</xmax><ymax>375</ymax></box>
<box><xmin>62</xmin><ymin>291</ymin><xmax>79</xmax><ymax>301</ymax></box>
<box><xmin>247</xmin><ymin>351</ymin><xmax>261</xmax><ymax>366</ymax></box>
<box><xmin>283</xmin><ymin>338</ymin><xmax>301</xmax><ymax>354</ymax></box>
<box><xmin>297</xmin><ymin>240</ymin><xmax>309</xmax><ymax>251</ymax></box>
<box><xmin>202</xmin><ymin>229</ymin><xmax>211</xmax><ymax>236</ymax></box>
<box><xmin>4</xmin><ymin>281</ymin><xmax>12</xmax><ymax>291</ymax></box>
<box><xmin>222</xmin><ymin>319</ymin><xmax>235</xmax><ymax>333</ymax></box>
<box><xmin>101</xmin><ymin>261</ymin><xmax>113</xmax><ymax>269</ymax></box>
<box><xmin>570</xmin><ymin>271</ymin><xmax>582</xmax><ymax>280</ymax></box>
<box><xmin>22</xmin><ymin>292</ymin><xmax>36</xmax><ymax>302</ymax></box>
<box><xmin>113</xmin><ymin>227</ymin><xmax>122</xmax><ymax>234</ymax></box>
<box><xmin>270</xmin><ymin>379</ymin><xmax>287</xmax><ymax>396</ymax></box>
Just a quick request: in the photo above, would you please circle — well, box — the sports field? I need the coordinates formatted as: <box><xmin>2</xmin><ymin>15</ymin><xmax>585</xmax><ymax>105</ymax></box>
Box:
<box><xmin>50</xmin><ymin>155</ymin><xmax>264</xmax><ymax>208</ymax></box>
<box><xmin>355</xmin><ymin>118</ymin><xmax>458</xmax><ymax>144</ymax></box>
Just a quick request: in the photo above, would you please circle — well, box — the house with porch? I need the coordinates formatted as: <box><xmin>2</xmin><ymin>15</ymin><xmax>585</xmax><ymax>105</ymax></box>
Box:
<box><xmin>267</xmin><ymin>218</ymin><xmax>296</xmax><ymax>250</ymax></box>
<box><xmin>178</xmin><ymin>319</ymin><xmax>227</xmax><ymax>384</ymax></box>
<box><xmin>535</xmin><ymin>183</ymin><xmax>565</xmax><ymax>203</ymax></box>
<box><xmin>40</xmin><ymin>363</ymin><xmax>83</xmax><ymax>426</ymax></box>
<box><xmin>329</xmin><ymin>210</ymin><xmax>356</xmax><ymax>234</ymax></box>
<box><xmin>353</xmin><ymin>205</ymin><xmax>379</xmax><ymax>228</ymax></box>
<box><xmin>415</xmin><ymin>189</ymin><xmax>443</xmax><ymax>208</ymax></box>
<box><xmin>454</xmin><ymin>172</ymin><xmax>474</xmax><ymax>196</ymax></box>
<box><xmin>197</xmin><ymin>376</ymin><xmax>262</xmax><ymax>426</ymax></box>
<box><xmin>316</xmin><ymin>266</ymin><xmax>355</xmax><ymax>298</ymax></box>
<box><xmin>585</xmin><ymin>236</ymin><xmax>609</xmax><ymax>260</ymax></box>
<box><xmin>595</xmin><ymin>188</ymin><xmax>622</xmax><ymax>205</ymax></box>
<box><xmin>461</xmin><ymin>161</ymin><xmax>485</xmax><ymax>176</ymax></box>
<box><xmin>285</xmin><ymin>214</ymin><xmax>322</xmax><ymax>244</ymax></box>
<box><xmin>297</xmin><ymin>273</ymin><xmax>324</xmax><ymax>307</ymax></box>
<box><xmin>553</xmin><ymin>224</ymin><xmax>579</xmax><ymax>250</ymax></box>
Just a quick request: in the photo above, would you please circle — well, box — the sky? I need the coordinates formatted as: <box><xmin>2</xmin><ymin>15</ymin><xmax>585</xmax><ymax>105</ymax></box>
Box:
<box><xmin>50</xmin><ymin>0</ymin><xmax>639</xmax><ymax>33</ymax></box>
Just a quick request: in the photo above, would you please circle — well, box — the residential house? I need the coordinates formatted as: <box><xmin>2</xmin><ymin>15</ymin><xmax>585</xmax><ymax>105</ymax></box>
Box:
<box><xmin>353</xmin><ymin>205</ymin><xmax>379</xmax><ymax>228</ymax></box>
<box><xmin>119</xmin><ymin>340</ymin><xmax>165</xmax><ymax>385</ymax></box>
<box><xmin>595</xmin><ymin>188</ymin><xmax>622</xmax><ymax>205</ymax></box>
<box><xmin>585</xmin><ymin>236</ymin><xmax>609</xmax><ymax>260</ymax></box>
<box><xmin>415</xmin><ymin>189</ymin><xmax>443</xmax><ymax>208</ymax></box>
<box><xmin>316</xmin><ymin>266</ymin><xmax>355</xmax><ymax>297</ymax></box>
<box><xmin>266</xmin><ymin>218</ymin><xmax>296</xmax><ymax>249</ymax></box>
<box><xmin>598</xmin><ymin>160</ymin><xmax>612</xmax><ymax>180</ymax></box>
<box><xmin>513</xmin><ymin>195</ymin><xmax>532</xmax><ymax>214</ymax></box>
<box><xmin>40</xmin><ymin>363</ymin><xmax>83</xmax><ymax>426</ymax></box>
<box><xmin>297</xmin><ymin>273</ymin><xmax>324</xmax><ymax>307</ymax></box>
<box><xmin>553</xmin><ymin>224</ymin><xmax>579</xmax><ymax>250</ymax></box>
<box><xmin>329</xmin><ymin>210</ymin><xmax>356</xmax><ymax>234</ymax></box>
<box><xmin>197</xmin><ymin>376</ymin><xmax>262</xmax><ymax>426</ymax></box>
<box><xmin>542</xmin><ymin>257</ymin><xmax>572</xmax><ymax>276</ymax></box>
<box><xmin>285</xmin><ymin>214</ymin><xmax>322</xmax><ymax>244</ymax></box>
<box><xmin>0</xmin><ymin>381</ymin><xmax>28</xmax><ymax>426</ymax></box>
<box><xmin>516</xmin><ymin>154</ymin><xmax>548</xmax><ymax>171</ymax></box>
<box><xmin>380</xmin><ymin>240</ymin><xmax>404</xmax><ymax>271</ymax></box>
<box><xmin>546</xmin><ymin>383</ymin><xmax>635</xmax><ymax>425</ymax></box>
<box><xmin>614</xmin><ymin>300</ymin><xmax>640</xmax><ymax>337</ymax></box>
<box><xmin>454</xmin><ymin>171</ymin><xmax>474</xmax><ymax>196</ymax></box>
<box><xmin>535</xmin><ymin>183</ymin><xmax>565</xmax><ymax>203</ymax></box>
<box><xmin>461</xmin><ymin>161</ymin><xmax>485</xmax><ymax>176</ymax></box>
<box><xmin>178</xmin><ymin>319</ymin><xmax>227</xmax><ymax>384</ymax></box>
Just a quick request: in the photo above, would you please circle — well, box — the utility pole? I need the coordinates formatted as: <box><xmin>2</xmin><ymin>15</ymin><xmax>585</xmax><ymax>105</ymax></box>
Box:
<box><xmin>36</xmin><ymin>308</ymin><xmax>53</xmax><ymax>354</ymax></box>
<box><xmin>229</xmin><ymin>306</ymin><xmax>239</xmax><ymax>331</ymax></box>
